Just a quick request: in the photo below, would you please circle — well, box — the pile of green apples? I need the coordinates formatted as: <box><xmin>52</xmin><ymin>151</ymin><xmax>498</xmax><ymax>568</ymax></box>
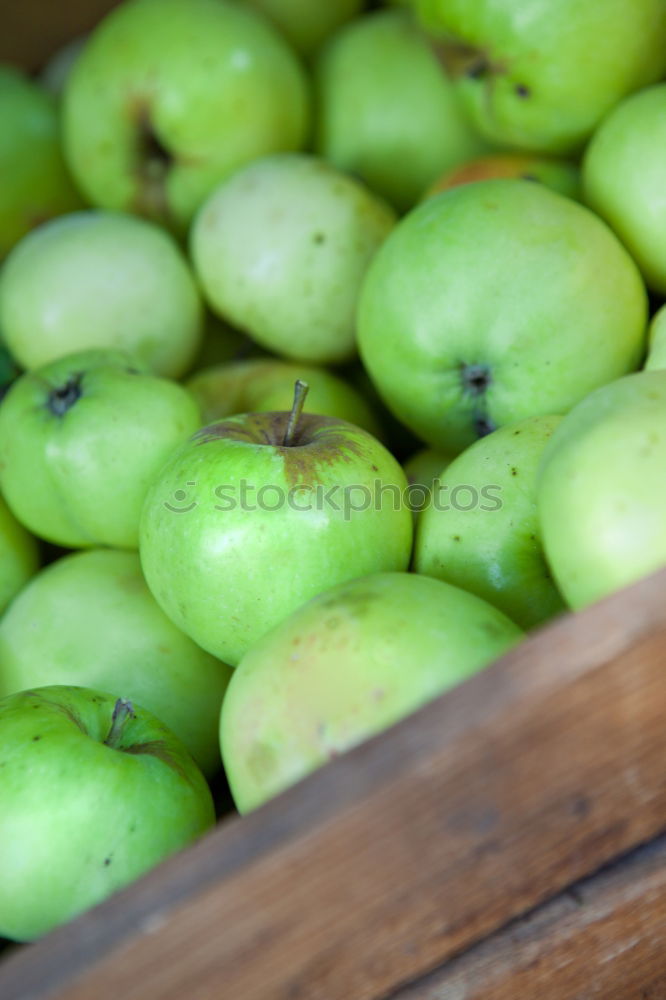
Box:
<box><xmin>1</xmin><ymin>0</ymin><xmax>666</xmax><ymax>945</ymax></box>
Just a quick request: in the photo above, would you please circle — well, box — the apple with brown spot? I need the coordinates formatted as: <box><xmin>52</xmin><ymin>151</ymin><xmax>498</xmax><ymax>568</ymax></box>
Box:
<box><xmin>221</xmin><ymin>571</ymin><xmax>522</xmax><ymax>812</ymax></box>
<box><xmin>186</xmin><ymin>357</ymin><xmax>383</xmax><ymax>438</ymax></box>
<box><xmin>140</xmin><ymin>382</ymin><xmax>413</xmax><ymax>666</ymax></box>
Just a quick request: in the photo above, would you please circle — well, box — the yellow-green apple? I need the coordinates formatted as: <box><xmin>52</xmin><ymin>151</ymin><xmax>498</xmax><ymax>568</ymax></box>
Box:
<box><xmin>63</xmin><ymin>0</ymin><xmax>310</xmax><ymax>231</ymax></box>
<box><xmin>424</xmin><ymin>152</ymin><xmax>580</xmax><ymax>201</ymax></box>
<box><xmin>186</xmin><ymin>358</ymin><xmax>383</xmax><ymax>438</ymax></box>
<box><xmin>537</xmin><ymin>370</ymin><xmax>666</xmax><ymax>609</ymax></box>
<box><xmin>0</xmin><ymin>64</ymin><xmax>82</xmax><ymax>260</ymax></box>
<box><xmin>416</xmin><ymin>0</ymin><xmax>666</xmax><ymax>154</ymax></box>
<box><xmin>0</xmin><ymin>549</ymin><xmax>232</xmax><ymax>777</ymax></box>
<box><xmin>0</xmin><ymin>349</ymin><xmax>201</xmax><ymax>549</ymax></box>
<box><xmin>240</xmin><ymin>0</ymin><xmax>363</xmax><ymax>57</ymax></box>
<box><xmin>221</xmin><ymin>571</ymin><xmax>522</xmax><ymax>811</ymax></box>
<box><xmin>414</xmin><ymin>415</ymin><xmax>565</xmax><ymax>629</ymax></box>
<box><xmin>583</xmin><ymin>84</ymin><xmax>666</xmax><ymax>294</ymax></box>
<box><xmin>358</xmin><ymin>179</ymin><xmax>647</xmax><ymax>451</ymax></box>
<box><xmin>0</xmin><ymin>495</ymin><xmax>39</xmax><ymax>616</ymax></box>
<box><xmin>0</xmin><ymin>685</ymin><xmax>214</xmax><ymax>941</ymax></box>
<box><xmin>140</xmin><ymin>385</ymin><xmax>413</xmax><ymax>666</ymax></box>
<box><xmin>645</xmin><ymin>305</ymin><xmax>666</xmax><ymax>371</ymax></box>
<box><xmin>314</xmin><ymin>9</ymin><xmax>489</xmax><ymax>212</ymax></box>
<box><xmin>0</xmin><ymin>211</ymin><xmax>202</xmax><ymax>378</ymax></box>
<box><xmin>191</xmin><ymin>153</ymin><xmax>395</xmax><ymax>365</ymax></box>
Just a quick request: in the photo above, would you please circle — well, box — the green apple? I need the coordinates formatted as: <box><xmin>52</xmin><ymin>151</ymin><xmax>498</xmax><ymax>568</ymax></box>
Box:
<box><xmin>140</xmin><ymin>384</ymin><xmax>413</xmax><ymax>666</ymax></box>
<box><xmin>186</xmin><ymin>358</ymin><xmax>383</xmax><ymax>438</ymax></box>
<box><xmin>414</xmin><ymin>415</ymin><xmax>565</xmax><ymax>629</ymax></box>
<box><xmin>0</xmin><ymin>495</ymin><xmax>39</xmax><ymax>616</ymax></box>
<box><xmin>0</xmin><ymin>211</ymin><xmax>202</xmax><ymax>378</ymax></box>
<box><xmin>221</xmin><ymin>571</ymin><xmax>522</xmax><ymax>811</ymax></box>
<box><xmin>314</xmin><ymin>9</ymin><xmax>489</xmax><ymax>212</ymax></box>
<box><xmin>0</xmin><ymin>549</ymin><xmax>232</xmax><ymax>777</ymax></box>
<box><xmin>416</xmin><ymin>0</ymin><xmax>666</xmax><ymax>154</ymax></box>
<box><xmin>0</xmin><ymin>64</ymin><xmax>82</xmax><ymax>260</ymax></box>
<box><xmin>358</xmin><ymin>179</ymin><xmax>647</xmax><ymax>451</ymax></box>
<box><xmin>583</xmin><ymin>84</ymin><xmax>666</xmax><ymax>294</ymax></box>
<box><xmin>239</xmin><ymin>0</ymin><xmax>363</xmax><ymax>57</ymax></box>
<box><xmin>0</xmin><ymin>349</ymin><xmax>201</xmax><ymax>549</ymax></box>
<box><xmin>0</xmin><ymin>685</ymin><xmax>214</xmax><ymax>941</ymax></box>
<box><xmin>191</xmin><ymin>153</ymin><xmax>395</xmax><ymax>365</ymax></box>
<box><xmin>645</xmin><ymin>305</ymin><xmax>666</xmax><ymax>371</ymax></box>
<box><xmin>537</xmin><ymin>370</ymin><xmax>666</xmax><ymax>609</ymax></box>
<box><xmin>424</xmin><ymin>152</ymin><xmax>580</xmax><ymax>201</ymax></box>
<box><xmin>63</xmin><ymin>0</ymin><xmax>310</xmax><ymax>231</ymax></box>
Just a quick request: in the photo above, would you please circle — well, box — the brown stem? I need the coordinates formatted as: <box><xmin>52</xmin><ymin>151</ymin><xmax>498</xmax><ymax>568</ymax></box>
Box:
<box><xmin>104</xmin><ymin>698</ymin><xmax>136</xmax><ymax>749</ymax></box>
<box><xmin>283</xmin><ymin>379</ymin><xmax>310</xmax><ymax>447</ymax></box>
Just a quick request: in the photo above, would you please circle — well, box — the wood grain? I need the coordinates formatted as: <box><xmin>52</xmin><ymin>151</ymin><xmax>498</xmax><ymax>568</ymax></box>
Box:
<box><xmin>0</xmin><ymin>1</ymin><xmax>118</xmax><ymax>72</ymax></box>
<box><xmin>391</xmin><ymin>833</ymin><xmax>666</xmax><ymax>1000</ymax></box>
<box><xmin>2</xmin><ymin>566</ymin><xmax>666</xmax><ymax>1000</ymax></box>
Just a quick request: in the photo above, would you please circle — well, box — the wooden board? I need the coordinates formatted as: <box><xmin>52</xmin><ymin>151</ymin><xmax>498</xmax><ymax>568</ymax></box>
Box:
<box><xmin>391</xmin><ymin>833</ymin><xmax>666</xmax><ymax>999</ymax></box>
<box><xmin>1</xmin><ymin>566</ymin><xmax>666</xmax><ymax>1000</ymax></box>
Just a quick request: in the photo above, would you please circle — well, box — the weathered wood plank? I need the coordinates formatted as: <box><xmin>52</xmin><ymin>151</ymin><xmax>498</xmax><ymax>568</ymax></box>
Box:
<box><xmin>2</xmin><ymin>567</ymin><xmax>666</xmax><ymax>1000</ymax></box>
<box><xmin>391</xmin><ymin>833</ymin><xmax>666</xmax><ymax>1000</ymax></box>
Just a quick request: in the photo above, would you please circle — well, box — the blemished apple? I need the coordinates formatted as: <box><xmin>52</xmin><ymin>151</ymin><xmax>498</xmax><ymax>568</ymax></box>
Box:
<box><xmin>416</xmin><ymin>0</ymin><xmax>666</xmax><ymax>154</ymax></box>
<box><xmin>63</xmin><ymin>0</ymin><xmax>310</xmax><ymax>231</ymax></box>
<box><xmin>358</xmin><ymin>179</ymin><xmax>648</xmax><ymax>452</ymax></box>
<box><xmin>221</xmin><ymin>571</ymin><xmax>522</xmax><ymax>812</ymax></box>
<box><xmin>186</xmin><ymin>358</ymin><xmax>383</xmax><ymax>438</ymax></box>
<box><xmin>537</xmin><ymin>370</ymin><xmax>666</xmax><ymax>609</ymax></box>
<box><xmin>240</xmin><ymin>0</ymin><xmax>363</xmax><ymax>58</ymax></box>
<box><xmin>424</xmin><ymin>153</ymin><xmax>580</xmax><ymax>202</ymax></box>
<box><xmin>0</xmin><ymin>549</ymin><xmax>232</xmax><ymax>777</ymax></box>
<box><xmin>583</xmin><ymin>84</ymin><xmax>666</xmax><ymax>294</ymax></box>
<box><xmin>645</xmin><ymin>305</ymin><xmax>666</xmax><ymax>371</ymax></box>
<box><xmin>314</xmin><ymin>9</ymin><xmax>489</xmax><ymax>213</ymax></box>
<box><xmin>0</xmin><ymin>349</ymin><xmax>201</xmax><ymax>549</ymax></box>
<box><xmin>414</xmin><ymin>415</ymin><xmax>565</xmax><ymax>630</ymax></box>
<box><xmin>191</xmin><ymin>153</ymin><xmax>395</xmax><ymax>365</ymax></box>
<box><xmin>0</xmin><ymin>494</ymin><xmax>39</xmax><ymax>617</ymax></box>
<box><xmin>0</xmin><ymin>211</ymin><xmax>202</xmax><ymax>378</ymax></box>
<box><xmin>0</xmin><ymin>64</ymin><xmax>82</xmax><ymax>260</ymax></box>
<box><xmin>0</xmin><ymin>685</ymin><xmax>214</xmax><ymax>941</ymax></box>
<box><xmin>140</xmin><ymin>383</ymin><xmax>413</xmax><ymax>667</ymax></box>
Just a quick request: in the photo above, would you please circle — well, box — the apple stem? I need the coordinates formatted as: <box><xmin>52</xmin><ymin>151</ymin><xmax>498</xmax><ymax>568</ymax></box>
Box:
<box><xmin>104</xmin><ymin>698</ymin><xmax>136</xmax><ymax>749</ymax></box>
<box><xmin>283</xmin><ymin>379</ymin><xmax>309</xmax><ymax>447</ymax></box>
